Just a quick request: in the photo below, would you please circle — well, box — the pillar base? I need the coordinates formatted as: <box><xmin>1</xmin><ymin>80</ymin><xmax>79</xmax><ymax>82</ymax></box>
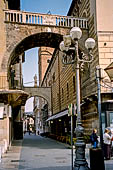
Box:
<box><xmin>74</xmin><ymin>158</ymin><xmax>90</xmax><ymax>170</ymax></box>
<box><xmin>74</xmin><ymin>124</ymin><xmax>90</xmax><ymax>170</ymax></box>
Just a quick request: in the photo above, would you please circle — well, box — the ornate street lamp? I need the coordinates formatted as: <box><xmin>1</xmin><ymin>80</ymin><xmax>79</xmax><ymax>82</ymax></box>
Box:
<box><xmin>59</xmin><ymin>27</ymin><xmax>95</xmax><ymax>170</ymax></box>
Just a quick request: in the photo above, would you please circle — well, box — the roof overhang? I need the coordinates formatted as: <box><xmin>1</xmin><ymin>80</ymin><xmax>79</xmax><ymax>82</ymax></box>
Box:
<box><xmin>104</xmin><ymin>62</ymin><xmax>113</xmax><ymax>82</ymax></box>
<box><xmin>0</xmin><ymin>89</ymin><xmax>29</xmax><ymax>107</ymax></box>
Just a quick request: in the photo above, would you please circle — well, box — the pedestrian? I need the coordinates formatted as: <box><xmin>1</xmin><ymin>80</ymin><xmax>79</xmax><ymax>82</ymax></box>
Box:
<box><xmin>103</xmin><ymin>128</ymin><xmax>112</xmax><ymax>160</ymax></box>
<box><xmin>111</xmin><ymin>130</ymin><xmax>113</xmax><ymax>157</ymax></box>
<box><xmin>90</xmin><ymin>128</ymin><xmax>98</xmax><ymax>148</ymax></box>
<box><xmin>28</xmin><ymin>124</ymin><xmax>31</xmax><ymax>135</ymax></box>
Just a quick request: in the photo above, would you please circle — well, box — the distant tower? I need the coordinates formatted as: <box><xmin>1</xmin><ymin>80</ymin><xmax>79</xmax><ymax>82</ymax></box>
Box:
<box><xmin>38</xmin><ymin>47</ymin><xmax>54</xmax><ymax>86</ymax></box>
<box><xmin>34</xmin><ymin>74</ymin><xmax>37</xmax><ymax>87</ymax></box>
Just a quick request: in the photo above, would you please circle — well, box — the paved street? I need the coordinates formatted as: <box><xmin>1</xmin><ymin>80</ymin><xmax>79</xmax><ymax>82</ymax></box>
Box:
<box><xmin>0</xmin><ymin>133</ymin><xmax>113</xmax><ymax>170</ymax></box>
<box><xmin>19</xmin><ymin>134</ymin><xmax>71</xmax><ymax>170</ymax></box>
<box><xmin>0</xmin><ymin>133</ymin><xmax>72</xmax><ymax>170</ymax></box>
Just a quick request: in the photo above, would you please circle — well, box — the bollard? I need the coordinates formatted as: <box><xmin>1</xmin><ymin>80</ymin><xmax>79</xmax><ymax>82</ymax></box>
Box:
<box><xmin>1</xmin><ymin>144</ymin><xmax>5</xmax><ymax>154</ymax></box>
<box><xmin>90</xmin><ymin>148</ymin><xmax>105</xmax><ymax>170</ymax></box>
<box><xmin>3</xmin><ymin>139</ymin><xmax>7</xmax><ymax>153</ymax></box>
<box><xmin>0</xmin><ymin>147</ymin><xmax>1</xmax><ymax>163</ymax></box>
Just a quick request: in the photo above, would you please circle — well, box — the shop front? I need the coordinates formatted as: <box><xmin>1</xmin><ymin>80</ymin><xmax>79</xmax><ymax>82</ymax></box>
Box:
<box><xmin>101</xmin><ymin>100</ymin><xmax>113</xmax><ymax>133</ymax></box>
<box><xmin>46</xmin><ymin>109</ymin><xmax>76</xmax><ymax>143</ymax></box>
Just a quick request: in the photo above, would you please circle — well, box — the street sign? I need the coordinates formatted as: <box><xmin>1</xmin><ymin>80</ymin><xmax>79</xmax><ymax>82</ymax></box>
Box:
<box><xmin>68</xmin><ymin>103</ymin><xmax>73</xmax><ymax>116</ymax></box>
<box><xmin>68</xmin><ymin>103</ymin><xmax>77</xmax><ymax>116</ymax></box>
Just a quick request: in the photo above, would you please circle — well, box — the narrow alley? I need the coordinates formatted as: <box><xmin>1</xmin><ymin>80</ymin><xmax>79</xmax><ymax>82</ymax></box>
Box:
<box><xmin>0</xmin><ymin>133</ymin><xmax>113</xmax><ymax>170</ymax></box>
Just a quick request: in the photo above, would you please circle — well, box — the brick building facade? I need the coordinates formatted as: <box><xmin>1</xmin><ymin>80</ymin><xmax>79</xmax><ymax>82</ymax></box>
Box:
<box><xmin>41</xmin><ymin>0</ymin><xmax>113</xmax><ymax>137</ymax></box>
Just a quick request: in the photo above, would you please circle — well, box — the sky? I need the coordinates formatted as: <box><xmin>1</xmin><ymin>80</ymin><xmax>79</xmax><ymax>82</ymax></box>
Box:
<box><xmin>21</xmin><ymin>0</ymin><xmax>72</xmax><ymax>112</ymax></box>
<box><xmin>21</xmin><ymin>0</ymin><xmax>72</xmax><ymax>15</ymax></box>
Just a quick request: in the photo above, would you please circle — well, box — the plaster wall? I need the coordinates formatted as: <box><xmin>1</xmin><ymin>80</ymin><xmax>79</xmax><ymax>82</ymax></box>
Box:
<box><xmin>96</xmin><ymin>0</ymin><xmax>113</xmax><ymax>31</ymax></box>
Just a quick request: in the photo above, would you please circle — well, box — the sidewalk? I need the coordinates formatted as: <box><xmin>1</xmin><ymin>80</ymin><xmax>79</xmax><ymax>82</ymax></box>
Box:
<box><xmin>0</xmin><ymin>140</ymin><xmax>22</xmax><ymax>170</ymax></box>
<box><xmin>85</xmin><ymin>144</ymin><xmax>113</xmax><ymax>170</ymax></box>
<box><xmin>0</xmin><ymin>135</ymin><xmax>113</xmax><ymax>170</ymax></box>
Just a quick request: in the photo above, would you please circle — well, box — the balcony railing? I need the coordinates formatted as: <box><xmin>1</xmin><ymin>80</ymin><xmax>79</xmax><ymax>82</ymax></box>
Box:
<box><xmin>4</xmin><ymin>9</ymin><xmax>88</xmax><ymax>29</ymax></box>
<box><xmin>0</xmin><ymin>75</ymin><xmax>23</xmax><ymax>90</ymax></box>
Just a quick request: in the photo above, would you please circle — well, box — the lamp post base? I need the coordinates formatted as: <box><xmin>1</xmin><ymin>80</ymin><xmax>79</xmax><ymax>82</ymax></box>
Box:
<box><xmin>74</xmin><ymin>145</ymin><xmax>90</xmax><ymax>170</ymax></box>
<box><xmin>74</xmin><ymin>161</ymin><xmax>90</xmax><ymax>170</ymax></box>
<box><xmin>74</xmin><ymin>124</ymin><xmax>90</xmax><ymax>170</ymax></box>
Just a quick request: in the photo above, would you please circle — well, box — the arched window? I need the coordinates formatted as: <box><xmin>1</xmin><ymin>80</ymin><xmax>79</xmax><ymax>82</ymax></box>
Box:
<box><xmin>82</xmin><ymin>9</ymin><xmax>87</xmax><ymax>18</ymax></box>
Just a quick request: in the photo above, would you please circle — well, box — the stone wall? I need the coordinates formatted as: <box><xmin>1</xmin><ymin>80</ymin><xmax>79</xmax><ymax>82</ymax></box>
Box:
<box><xmin>0</xmin><ymin>1</ymin><xmax>7</xmax><ymax>73</ymax></box>
<box><xmin>4</xmin><ymin>22</ymin><xmax>70</xmax><ymax>71</ymax></box>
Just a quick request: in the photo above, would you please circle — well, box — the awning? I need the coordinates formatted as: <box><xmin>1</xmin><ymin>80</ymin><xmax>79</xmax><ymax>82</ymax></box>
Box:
<box><xmin>46</xmin><ymin>109</ymin><xmax>68</xmax><ymax>121</ymax></box>
<box><xmin>46</xmin><ymin>114</ymin><xmax>57</xmax><ymax>121</ymax></box>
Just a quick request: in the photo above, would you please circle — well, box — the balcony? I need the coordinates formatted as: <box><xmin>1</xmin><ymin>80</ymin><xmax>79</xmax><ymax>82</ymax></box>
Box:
<box><xmin>4</xmin><ymin>9</ymin><xmax>88</xmax><ymax>29</ymax></box>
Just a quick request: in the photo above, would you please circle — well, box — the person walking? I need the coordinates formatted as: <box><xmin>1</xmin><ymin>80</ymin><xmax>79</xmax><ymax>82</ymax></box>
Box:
<box><xmin>90</xmin><ymin>128</ymin><xmax>98</xmax><ymax>148</ymax></box>
<box><xmin>103</xmin><ymin>128</ymin><xmax>112</xmax><ymax>160</ymax></box>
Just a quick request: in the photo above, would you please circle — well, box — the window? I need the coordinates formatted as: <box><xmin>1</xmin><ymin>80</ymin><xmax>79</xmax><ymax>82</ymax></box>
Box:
<box><xmin>73</xmin><ymin>76</ymin><xmax>76</xmax><ymax>93</ymax></box>
<box><xmin>48</xmin><ymin>80</ymin><xmax>52</xmax><ymax>86</ymax></box>
<box><xmin>45</xmin><ymin>79</ymin><xmax>47</xmax><ymax>86</ymax></box>
<box><xmin>62</xmin><ymin>88</ymin><xmax>64</xmax><ymax>102</ymax></box>
<box><xmin>57</xmin><ymin>93</ymin><xmax>59</xmax><ymax>106</ymax></box>
<box><xmin>52</xmin><ymin>72</ymin><xmax>55</xmax><ymax>83</ymax></box>
<box><xmin>67</xmin><ymin>83</ymin><xmax>69</xmax><ymax>98</ymax></box>
<box><xmin>82</xmin><ymin>9</ymin><xmax>87</xmax><ymax>18</ymax></box>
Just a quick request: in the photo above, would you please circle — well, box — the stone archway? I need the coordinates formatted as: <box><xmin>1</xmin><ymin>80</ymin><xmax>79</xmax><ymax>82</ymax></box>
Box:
<box><xmin>3</xmin><ymin>23</ymin><xmax>71</xmax><ymax>73</ymax></box>
<box><xmin>2</xmin><ymin>18</ymin><xmax>88</xmax><ymax>73</ymax></box>
<box><xmin>8</xmin><ymin>32</ymin><xmax>63</xmax><ymax>67</ymax></box>
<box><xmin>23</xmin><ymin>87</ymin><xmax>51</xmax><ymax>111</ymax></box>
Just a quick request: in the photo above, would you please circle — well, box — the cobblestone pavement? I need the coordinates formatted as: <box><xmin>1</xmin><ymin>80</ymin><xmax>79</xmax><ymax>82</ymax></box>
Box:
<box><xmin>0</xmin><ymin>133</ymin><xmax>113</xmax><ymax>170</ymax></box>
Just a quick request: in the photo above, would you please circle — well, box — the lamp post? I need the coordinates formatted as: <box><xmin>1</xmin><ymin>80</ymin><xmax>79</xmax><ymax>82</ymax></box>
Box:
<box><xmin>96</xmin><ymin>66</ymin><xmax>103</xmax><ymax>149</ymax></box>
<box><xmin>59</xmin><ymin>27</ymin><xmax>95</xmax><ymax>170</ymax></box>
